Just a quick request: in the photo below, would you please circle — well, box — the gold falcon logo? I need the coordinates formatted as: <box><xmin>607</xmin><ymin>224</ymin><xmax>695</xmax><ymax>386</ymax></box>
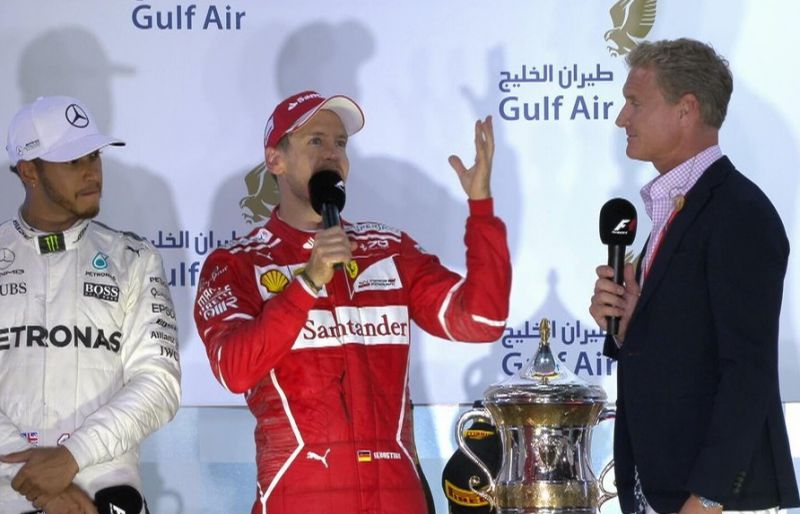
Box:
<box><xmin>604</xmin><ymin>0</ymin><xmax>657</xmax><ymax>57</ymax></box>
<box><xmin>240</xmin><ymin>163</ymin><xmax>280</xmax><ymax>224</ymax></box>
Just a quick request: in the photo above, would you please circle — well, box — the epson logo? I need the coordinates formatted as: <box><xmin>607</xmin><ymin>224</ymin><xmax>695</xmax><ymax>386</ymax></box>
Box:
<box><xmin>84</xmin><ymin>282</ymin><xmax>120</xmax><ymax>302</ymax></box>
<box><xmin>152</xmin><ymin>303</ymin><xmax>176</xmax><ymax>319</ymax></box>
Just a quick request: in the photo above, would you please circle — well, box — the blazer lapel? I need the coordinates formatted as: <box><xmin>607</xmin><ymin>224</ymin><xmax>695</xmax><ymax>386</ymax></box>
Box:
<box><xmin>632</xmin><ymin>157</ymin><xmax>733</xmax><ymax>317</ymax></box>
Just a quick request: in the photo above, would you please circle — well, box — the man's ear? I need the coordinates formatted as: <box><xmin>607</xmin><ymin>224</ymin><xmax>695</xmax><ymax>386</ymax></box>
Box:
<box><xmin>678</xmin><ymin>93</ymin><xmax>699</xmax><ymax>122</ymax></box>
<box><xmin>16</xmin><ymin>160</ymin><xmax>38</xmax><ymax>188</ymax></box>
<box><xmin>265</xmin><ymin>147</ymin><xmax>284</xmax><ymax>176</ymax></box>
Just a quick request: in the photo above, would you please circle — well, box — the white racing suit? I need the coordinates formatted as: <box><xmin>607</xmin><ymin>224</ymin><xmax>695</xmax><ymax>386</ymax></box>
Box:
<box><xmin>0</xmin><ymin>216</ymin><xmax>181</xmax><ymax>513</ymax></box>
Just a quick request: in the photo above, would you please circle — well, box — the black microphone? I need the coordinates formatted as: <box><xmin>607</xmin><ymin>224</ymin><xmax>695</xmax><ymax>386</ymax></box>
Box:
<box><xmin>599</xmin><ymin>198</ymin><xmax>637</xmax><ymax>335</ymax></box>
<box><xmin>20</xmin><ymin>485</ymin><xmax>144</xmax><ymax>514</ymax></box>
<box><xmin>309</xmin><ymin>170</ymin><xmax>347</xmax><ymax>271</ymax></box>
<box><xmin>94</xmin><ymin>485</ymin><xmax>144</xmax><ymax>514</ymax></box>
<box><xmin>309</xmin><ymin>170</ymin><xmax>346</xmax><ymax>229</ymax></box>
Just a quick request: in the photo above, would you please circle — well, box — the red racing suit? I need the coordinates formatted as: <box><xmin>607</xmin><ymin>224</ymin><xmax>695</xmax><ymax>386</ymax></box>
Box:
<box><xmin>194</xmin><ymin>199</ymin><xmax>511</xmax><ymax>514</ymax></box>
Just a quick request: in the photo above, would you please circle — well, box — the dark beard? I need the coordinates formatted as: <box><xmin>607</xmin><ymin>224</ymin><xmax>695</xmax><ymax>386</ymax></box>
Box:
<box><xmin>39</xmin><ymin>174</ymin><xmax>101</xmax><ymax>220</ymax></box>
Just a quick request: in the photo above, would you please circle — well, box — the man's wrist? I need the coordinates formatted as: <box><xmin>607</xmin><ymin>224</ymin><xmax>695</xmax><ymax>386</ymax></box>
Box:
<box><xmin>299</xmin><ymin>270</ymin><xmax>321</xmax><ymax>294</ymax></box>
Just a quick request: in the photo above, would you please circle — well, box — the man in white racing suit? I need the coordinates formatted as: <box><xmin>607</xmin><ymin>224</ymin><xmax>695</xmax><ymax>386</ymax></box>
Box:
<box><xmin>0</xmin><ymin>96</ymin><xmax>181</xmax><ymax>514</ymax></box>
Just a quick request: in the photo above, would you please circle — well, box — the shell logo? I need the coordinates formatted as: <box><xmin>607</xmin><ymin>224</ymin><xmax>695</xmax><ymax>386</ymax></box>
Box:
<box><xmin>261</xmin><ymin>269</ymin><xmax>289</xmax><ymax>293</ymax></box>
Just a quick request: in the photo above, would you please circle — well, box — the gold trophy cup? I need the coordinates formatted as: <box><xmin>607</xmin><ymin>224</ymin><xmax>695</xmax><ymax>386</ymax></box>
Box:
<box><xmin>456</xmin><ymin>319</ymin><xmax>616</xmax><ymax>514</ymax></box>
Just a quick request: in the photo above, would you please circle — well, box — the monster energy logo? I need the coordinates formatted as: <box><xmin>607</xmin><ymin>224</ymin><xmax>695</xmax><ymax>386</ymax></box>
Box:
<box><xmin>38</xmin><ymin>233</ymin><xmax>66</xmax><ymax>254</ymax></box>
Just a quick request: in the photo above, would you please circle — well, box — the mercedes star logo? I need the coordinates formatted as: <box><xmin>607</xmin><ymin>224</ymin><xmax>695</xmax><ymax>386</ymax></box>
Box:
<box><xmin>0</xmin><ymin>248</ymin><xmax>15</xmax><ymax>270</ymax></box>
<box><xmin>65</xmin><ymin>104</ymin><xmax>90</xmax><ymax>128</ymax></box>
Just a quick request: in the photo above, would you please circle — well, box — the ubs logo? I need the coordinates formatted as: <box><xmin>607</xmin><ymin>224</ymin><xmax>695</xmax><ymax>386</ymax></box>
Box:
<box><xmin>0</xmin><ymin>283</ymin><xmax>27</xmax><ymax>296</ymax></box>
<box><xmin>65</xmin><ymin>104</ymin><xmax>90</xmax><ymax>128</ymax></box>
<box><xmin>0</xmin><ymin>249</ymin><xmax>14</xmax><ymax>270</ymax></box>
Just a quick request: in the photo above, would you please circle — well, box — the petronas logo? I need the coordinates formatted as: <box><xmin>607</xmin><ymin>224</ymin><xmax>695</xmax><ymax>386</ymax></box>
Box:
<box><xmin>604</xmin><ymin>0</ymin><xmax>657</xmax><ymax>57</ymax></box>
<box><xmin>92</xmin><ymin>252</ymin><xmax>109</xmax><ymax>270</ymax></box>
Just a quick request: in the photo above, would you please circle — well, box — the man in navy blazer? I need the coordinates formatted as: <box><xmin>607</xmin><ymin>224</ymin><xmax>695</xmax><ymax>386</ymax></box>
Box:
<box><xmin>590</xmin><ymin>38</ymin><xmax>799</xmax><ymax>514</ymax></box>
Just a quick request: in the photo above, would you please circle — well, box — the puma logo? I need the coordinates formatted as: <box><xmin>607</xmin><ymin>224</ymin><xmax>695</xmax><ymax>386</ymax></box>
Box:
<box><xmin>306</xmin><ymin>448</ymin><xmax>331</xmax><ymax>469</ymax></box>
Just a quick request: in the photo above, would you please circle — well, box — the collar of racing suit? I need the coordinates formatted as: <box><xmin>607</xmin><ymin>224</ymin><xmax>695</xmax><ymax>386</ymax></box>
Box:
<box><xmin>12</xmin><ymin>211</ymin><xmax>91</xmax><ymax>255</ymax></box>
<box><xmin>269</xmin><ymin>205</ymin><xmax>350</xmax><ymax>250</ymax></box>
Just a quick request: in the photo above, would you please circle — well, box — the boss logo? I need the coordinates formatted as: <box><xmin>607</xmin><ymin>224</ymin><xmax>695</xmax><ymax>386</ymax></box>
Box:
<box><xmin>83</xmin><ymin>282</ymin><xmax>120</xmax><ymax>302</ymax></box>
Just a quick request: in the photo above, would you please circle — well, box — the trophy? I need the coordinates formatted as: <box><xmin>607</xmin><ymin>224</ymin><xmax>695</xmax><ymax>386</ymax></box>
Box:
<box><xmin>455</xmin><ymin>319</ymin><xmax>616</xmax><ymax>513</ymax></box>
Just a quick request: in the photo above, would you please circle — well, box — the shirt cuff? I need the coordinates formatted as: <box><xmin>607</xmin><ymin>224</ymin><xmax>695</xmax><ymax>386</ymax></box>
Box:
<box><xmin>0</xmin><ymin>461</ymin><xmax>24</xmax><ymax>482</ymax></box>
<box><xmin>60</xmin><ymin>433</ymin><xmax>94</xmax><ymax>471</ymax></box>
<box><xmin>468</xmin><ymin>198</ymin><xmax>495</xmax><ymax>217</ymax></box>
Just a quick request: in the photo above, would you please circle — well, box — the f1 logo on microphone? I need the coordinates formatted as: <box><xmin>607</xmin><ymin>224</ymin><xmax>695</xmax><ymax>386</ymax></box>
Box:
<box><xmin>612</xmin><ymin>219</ymin><xmax>636</xmax><ymax>234</ymax></box>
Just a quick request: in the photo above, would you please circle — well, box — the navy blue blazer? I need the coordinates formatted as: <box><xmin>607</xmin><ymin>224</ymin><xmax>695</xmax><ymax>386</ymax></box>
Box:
<box><xmin>604</xmin><ymin>156</ymin><xmax>799</xmax><ymax>513</ymax></box>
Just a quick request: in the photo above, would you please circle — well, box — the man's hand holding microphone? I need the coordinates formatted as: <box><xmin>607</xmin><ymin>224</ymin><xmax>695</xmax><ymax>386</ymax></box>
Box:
<box><xmin>590</xmin><ymin>198</ymin><xmax>639</xmax><ymax>344</ymax></box>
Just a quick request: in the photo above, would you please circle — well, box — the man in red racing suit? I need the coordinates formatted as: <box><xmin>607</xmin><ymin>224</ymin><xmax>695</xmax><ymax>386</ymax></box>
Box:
<box><xmin>194</xmin><ymin>91</ymin><xmax>511</xmax><ymax>514</ymax></box>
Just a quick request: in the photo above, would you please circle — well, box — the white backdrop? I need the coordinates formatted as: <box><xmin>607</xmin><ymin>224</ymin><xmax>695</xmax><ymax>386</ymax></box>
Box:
<box><xmin>1</xmin><ymin>0</ymin><xmax>799</xmax><ymax>409</ymax></box>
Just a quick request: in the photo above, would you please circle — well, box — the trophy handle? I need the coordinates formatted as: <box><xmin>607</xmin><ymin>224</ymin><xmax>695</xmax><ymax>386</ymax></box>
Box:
<box><xmin>596</xmin><ymin>407</ymin><xmax>617</xmax><ymax>510</ymax></box>
<box><xmin>455</xmin><ymin>408</ymin><xmax>497</xmax><ymax>510</ymax></box>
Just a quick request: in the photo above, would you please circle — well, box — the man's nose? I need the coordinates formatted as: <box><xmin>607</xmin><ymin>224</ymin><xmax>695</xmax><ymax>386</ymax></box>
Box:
<box><xmin>322</xmin><ymin>142</ymin><xmax>342</xmax><ymax>160</ymax></box>
<box><xmin>615</xmin><ymin>106</ymin><xmax>628</xmax><ymax>128</ymax></box>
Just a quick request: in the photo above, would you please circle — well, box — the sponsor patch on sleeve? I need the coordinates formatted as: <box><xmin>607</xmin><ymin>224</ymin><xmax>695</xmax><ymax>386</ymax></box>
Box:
<box><xmin>197</xmin><ymin>284</ymin><xmax>239</xmax><ymax>320</ymax></box>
